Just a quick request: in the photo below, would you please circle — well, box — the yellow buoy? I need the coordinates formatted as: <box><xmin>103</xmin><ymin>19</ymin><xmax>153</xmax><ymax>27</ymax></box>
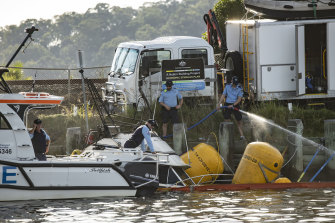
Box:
<box><xmin>180</xmin><ymin>143</ymin><xmax>224</xmax><ymax>185</ymax></box>
<box><xmin>232</xmin><ymin>142</ymin><xmax>283</xmax><ymax>184</ymax></box>
<box><xmin>274</xmin><ymin>177</ymin><xmax>291</xmax><ymax>183</ymax></box>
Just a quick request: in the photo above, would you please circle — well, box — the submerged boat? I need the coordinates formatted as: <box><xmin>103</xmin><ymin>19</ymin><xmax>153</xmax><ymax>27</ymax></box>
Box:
<box><xmin>81</xmin><ymin>132</ymin><xmax>193</xmax><ymax>188</ymax></box>
<box><xmin>244</xmin><ymin>0</ymin><xmax>335</xmax><ymax>20</ymax></box>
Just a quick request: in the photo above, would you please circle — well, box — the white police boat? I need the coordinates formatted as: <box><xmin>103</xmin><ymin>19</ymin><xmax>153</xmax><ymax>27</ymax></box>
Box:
<box><xmin>0</xmin><ymin>92</ymin><xmax>143</xmax><ymax>201</ymax></box>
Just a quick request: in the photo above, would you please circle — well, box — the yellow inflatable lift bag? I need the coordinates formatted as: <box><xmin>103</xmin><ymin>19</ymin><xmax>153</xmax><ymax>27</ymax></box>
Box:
<box><xmin>232</xmin><ymin>142</ymin><xmax>283</xmax><ymax>184</ymax></box>
<box><xmin>180</xmin><ymin>143</ymin><xmax>224</xmax><ymax>185</ymax></box>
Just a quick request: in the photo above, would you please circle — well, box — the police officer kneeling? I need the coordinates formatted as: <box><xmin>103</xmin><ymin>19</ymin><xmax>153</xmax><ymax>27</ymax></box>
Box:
<box><xmin>124</xmin><ymin>119</ymin><xmax>158</xmax><ymax>154</ymax></box>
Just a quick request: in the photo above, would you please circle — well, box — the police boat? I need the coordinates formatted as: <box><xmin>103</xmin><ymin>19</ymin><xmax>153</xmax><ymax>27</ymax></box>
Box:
<box><xmin>0</xmin><ymin>92</ymin><xmax>161</xmax><ymax>201</ymax></box>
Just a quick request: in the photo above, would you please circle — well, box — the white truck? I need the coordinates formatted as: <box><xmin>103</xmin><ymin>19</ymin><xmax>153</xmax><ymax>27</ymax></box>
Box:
<box><xmin>102</xmin><ymin>36</ymin><xmax>216</xmax><ymax>111</ymax></box>
<box><xmin>224</xmin><ymin>18</ymin><xmax>335</xmax><ymax>101</ymax></box>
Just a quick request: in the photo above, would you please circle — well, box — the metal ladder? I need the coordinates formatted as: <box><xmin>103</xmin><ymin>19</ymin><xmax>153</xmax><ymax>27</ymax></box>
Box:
<box><xmin>85</xmin><ymin>78</ymin><xmax>116</xmax><ymax>137</ymax></box>
<box><xmin>241</xmin><ymin>24</ymin><xmax>253</xmax><ymax>93</ymax></box>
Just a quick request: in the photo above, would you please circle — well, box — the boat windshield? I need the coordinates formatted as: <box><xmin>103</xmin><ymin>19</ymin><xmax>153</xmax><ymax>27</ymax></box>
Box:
<box><xmin>110</xmin><ymin>48</ymin><xmax>139</xmax><ymax>77</ymax></box>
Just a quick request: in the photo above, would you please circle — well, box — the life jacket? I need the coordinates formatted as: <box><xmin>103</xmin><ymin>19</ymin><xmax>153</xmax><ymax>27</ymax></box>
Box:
<box><xmin>128</xmin><ymin>125</ymin><xmax>147</xmax><ymax>147</ymax></box>
<box><xmin>31</xmin><ymin>129</ymin><xmax>47</xmax><ymax>153</ymax></box>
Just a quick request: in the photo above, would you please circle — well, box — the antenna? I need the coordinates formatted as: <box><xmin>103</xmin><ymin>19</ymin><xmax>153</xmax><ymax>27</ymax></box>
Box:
<box><xmin>78</xmin><ymin>50</ymin><xmax>85</xmax><ymax>69</ymax></box>
<box><xmin>77</xmin><ymin>50</ymin><xmax>89</xmax><ymax>133</ymax></box>
<box><xmin>30</xmin><ymin>71</ymin><xmax>37</xmax><ymax>92</ymax></box>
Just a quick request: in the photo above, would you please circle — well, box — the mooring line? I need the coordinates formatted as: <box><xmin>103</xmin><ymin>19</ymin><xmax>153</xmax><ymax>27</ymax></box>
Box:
<box><xmin>297</xmin><ymin>148</ymin><xmax>320</xmax><ymax>182</ymax></box>
<box><xmin>309</xmin><ymin>151</ymin><xmax>335</xmax><ymax>182</ymax></box>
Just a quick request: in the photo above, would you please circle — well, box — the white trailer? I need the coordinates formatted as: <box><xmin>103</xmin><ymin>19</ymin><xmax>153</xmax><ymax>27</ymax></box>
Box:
<box><xmin>103</xmin><ymin>36</ymin><xmax>216</xmax><ymax>111</ymax></box>
<box><xmin>224</xmin><ymin>18</ymin><xmax>335</xmax><ymax>101</ymax></box>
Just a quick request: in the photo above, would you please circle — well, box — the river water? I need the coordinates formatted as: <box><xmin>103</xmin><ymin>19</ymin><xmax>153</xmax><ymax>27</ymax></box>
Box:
<box><xmin>1</xmin><ymin>189</ymin><xmax>335</xmax><ymax>222</ymax></box>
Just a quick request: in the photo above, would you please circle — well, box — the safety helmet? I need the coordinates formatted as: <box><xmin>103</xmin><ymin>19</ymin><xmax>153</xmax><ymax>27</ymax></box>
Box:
<box><xmin>232</xmin><ymin>76</ymin><xmax>239</xmax><ymax>85</ymax></box>
<box><xmin>165</xmin><ymin>80</ymin><xmax>173</xmax><ymax>87</ymax></box>
<box><xmin>147</xmin><ymin>119</ymin><xmax>158</xmax><ymax>127</ymax></box>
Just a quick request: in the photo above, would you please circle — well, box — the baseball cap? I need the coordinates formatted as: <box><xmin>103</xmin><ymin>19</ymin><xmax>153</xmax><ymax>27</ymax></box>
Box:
<box><xmin>232</xmin><ymin>76</ymin><xmax>239</xmax><ymax>85</ymax></box>
<box><xmin>147</xmin><ymin>119</ymin><xmax>158</xmax><ymax>127</ymax></box>
<box><xmin>165</xmin><ymin>80</ymin><xmax>173</xmax><ymax>87</ymax></box>
<box><xmin>34</xmin><ymin>119</ymin><xmax>42</xmax><ymax>124</ymax></box>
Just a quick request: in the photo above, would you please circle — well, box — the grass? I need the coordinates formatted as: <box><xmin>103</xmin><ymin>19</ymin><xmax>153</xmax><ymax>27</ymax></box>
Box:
<box><xmin>36</xmin><ymin>99</ymin><xmax>335</xmax><ymax>154</ymax></box>
<box><xmin>249</xmin><ymin>101</ymin><xmax>335</xmax><ymax>137</ymax></box>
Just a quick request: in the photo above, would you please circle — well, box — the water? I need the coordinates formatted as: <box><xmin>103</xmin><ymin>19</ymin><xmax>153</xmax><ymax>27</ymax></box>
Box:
<box><xmin>2</xmin><ymin>189</ymin><xmax>335</xmax><ymax>222</ymax></box>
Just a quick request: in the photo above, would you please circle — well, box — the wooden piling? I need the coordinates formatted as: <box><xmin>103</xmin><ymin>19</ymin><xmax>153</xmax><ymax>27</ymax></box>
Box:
<box><xmin>218</xmin><ymin>122</ymin><xmax>235</xmax><ymax>171</ymax></box>
<box><xmin>173</xmin><ymin>123</ymin><xmax>187</xmax><ymax>155</ymax></box>
<box><xmin>325</xmin><ymin>120</ymin><xmax>335</xmax><ymax>170</ymax></box>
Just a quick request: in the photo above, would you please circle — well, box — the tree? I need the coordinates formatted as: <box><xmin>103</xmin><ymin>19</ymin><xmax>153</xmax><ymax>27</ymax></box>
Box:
<box><xmin>213</xmin><ymin>0</ymin><xmax>246</xmax><ymax>36</ymax></box>
<box><xmin>135</xmin><ymin>24</ymin><xmax>160</xmax><ymax>40</ymax></box>
<box><xmin>97</xmin><ymin>36</ymin><xmax>130</xmax><ymax>66</ymax></box>
<box><xmin>3</xmin><ymin>61</ymin><xmax>31</xmax><ymax>80</ymax></box>
<box><xmin>0</xmin><ymin>0</ymin><xmax>221</xmax><ymax>72</ymax></box>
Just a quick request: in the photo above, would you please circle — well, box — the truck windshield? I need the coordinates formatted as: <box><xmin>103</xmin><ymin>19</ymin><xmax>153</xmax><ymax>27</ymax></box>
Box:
<box><xmin>111</xmin><ymin>48</ymin><xmax>139</xmax><ymax>76</ymax></box>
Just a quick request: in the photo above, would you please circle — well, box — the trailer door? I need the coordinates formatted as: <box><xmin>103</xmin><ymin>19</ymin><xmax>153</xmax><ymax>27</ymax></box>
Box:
<box><xmin>296</xmin><ymin>25</ymin><xmax>306</xmax><ymax>96</ymax></box>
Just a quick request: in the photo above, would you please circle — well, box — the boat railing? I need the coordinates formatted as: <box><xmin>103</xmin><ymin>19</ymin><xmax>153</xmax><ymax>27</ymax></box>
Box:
<box><xmin>19</xmin><ymin>92</ymin><xmax>50</xmax><ymax>98</ymax></box>
<box><xmin>140</xmin><ymin>152</ymin><xmax>169</xmax><ymax>163</ymax></box>
<box><xmin>133</xmin><ymin>153</ymin><xmax>165</xmax><ymax>189</ymax></box>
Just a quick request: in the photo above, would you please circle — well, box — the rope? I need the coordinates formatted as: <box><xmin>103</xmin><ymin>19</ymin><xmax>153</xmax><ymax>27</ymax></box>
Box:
<box><xmin>208</xmin><ymin>131</ymin><xmax>235</xmax><ymax>175</ymax></box>
<box><xmin>309</xmin><ymin>151</ymin><xmax>335</xmax><ymax>182</ymax></box>
<box><xmin>297</xmin><ymin>148</ymin><xmax>320</xmax><ymax>182</ymax></box>
<box><xmin>180</xmin><ymin>107</ymin><xmax>191</xmax><ymax>166</ymax></box>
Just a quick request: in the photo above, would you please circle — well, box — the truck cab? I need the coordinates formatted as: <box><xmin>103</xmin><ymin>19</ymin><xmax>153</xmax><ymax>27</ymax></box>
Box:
<box><xmin>103</xmin><ymin>36</ymin><xmax>215</xmax><ymax>111</ymax></box>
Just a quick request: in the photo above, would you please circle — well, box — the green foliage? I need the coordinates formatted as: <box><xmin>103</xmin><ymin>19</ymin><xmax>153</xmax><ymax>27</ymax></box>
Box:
<box><xmin>250</xmin><ymin>102</ymin><xmax>335</xmax><ymax>137</ymax></box>
<box><xmin>213</xmin><ymin>0</ymin><xmax>246</xmax><ymax>37</ymax></box>
<box><xmin>249</xmin><ymin>101</ymin><xmax>289</xmax><ymax>128</ymax></box>
<box><xmin>38</xmin><ymin>113</ymin><xmax>101</xmax><ymax>152</ymax></box>
<box><xmin>3</xmin><ymin>61</ymin><xmax>31</xmax><ymax>80</ymax></box>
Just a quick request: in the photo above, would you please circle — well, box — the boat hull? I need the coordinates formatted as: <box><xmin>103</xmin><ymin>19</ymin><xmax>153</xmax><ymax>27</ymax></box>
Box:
<box><xmin>0</xmin><ymin>160</ymin><xmax>137</xmax><ymax>201</ymax></box>
<box><xmin>0</xmin><ymin>188</ymin><xmax>136</xmax><ymax>201</ymax></box>
<box><xmin>245</xmin><ymin>0</ymin><xmax>335</xmax><ymax>20</ymax></box>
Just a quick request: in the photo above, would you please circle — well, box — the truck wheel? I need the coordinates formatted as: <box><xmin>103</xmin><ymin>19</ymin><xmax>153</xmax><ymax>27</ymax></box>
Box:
<box><xmin>224</xmin><ymin>51</ymin><xmax>243</xmax><ymax>82</ymax></box>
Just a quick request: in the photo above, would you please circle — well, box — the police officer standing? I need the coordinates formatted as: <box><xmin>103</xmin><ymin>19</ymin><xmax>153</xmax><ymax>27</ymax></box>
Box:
<box><xmin>29</xmin><ymin>119</ymin><xmax>51</xmax><ymax>161</ymax></box>
<box><xmin>159</xmin><ymin>80</ymin><xmax>183</xmax><ymax>137</ymax></box>
<box><xmin>217</xmin><ymin>76</ymin><xmax>245</xmax><ymax>140</ymax></box>
<box><xmin>124</xmin><ymin>119</ymin><xmax>158</xmax><ymax>154</ymax></box>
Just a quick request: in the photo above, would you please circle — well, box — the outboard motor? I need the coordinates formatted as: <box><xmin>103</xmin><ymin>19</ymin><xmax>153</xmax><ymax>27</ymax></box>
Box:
<box><xmin>123</xmin><ymin>157</ymin><xmax>159</xmax><ymax>196</ymax></box>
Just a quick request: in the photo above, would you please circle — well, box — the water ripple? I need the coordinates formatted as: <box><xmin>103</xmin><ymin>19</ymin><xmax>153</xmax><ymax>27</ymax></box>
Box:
<box><xmin>2</xmin><ymin>189</ymin><xmax>335</xmax><ymax>222</ymax></box>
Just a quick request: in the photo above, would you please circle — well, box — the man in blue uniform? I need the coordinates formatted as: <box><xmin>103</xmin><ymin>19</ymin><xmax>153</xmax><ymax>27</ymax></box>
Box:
<box><xmin>29</xmin><ymin>119</ymin><xmax>51</xmax><ymax>161</ymax></box>
<box><xmin>159</xmin><ymin>80</ymin><xmax>183</xmax><ymax>137</ymax></box>
<box><xmin>124</xmin><ymin>119</ymin><xmax>158</xmax><ymax>154</ymax></box>
<box><xmin>217</xmin><ymin>76</ymin><xmax>245</xmax><ymax>140</ymax></box>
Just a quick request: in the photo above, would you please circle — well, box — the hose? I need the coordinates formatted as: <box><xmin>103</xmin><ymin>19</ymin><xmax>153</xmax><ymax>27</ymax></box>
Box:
<box><xmin>164</xmin><ymin>105</ymin><xmax>232</xmax><ymax>138</ymax></box>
